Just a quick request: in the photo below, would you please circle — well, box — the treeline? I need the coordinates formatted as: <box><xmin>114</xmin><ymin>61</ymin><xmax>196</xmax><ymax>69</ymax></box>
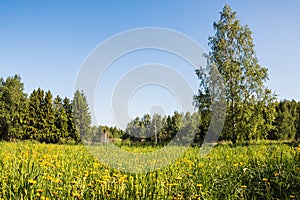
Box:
<box><xmin>124</xmin><ymin>112</ymin><xmax>202</xmax><ymax>144</ymax></box>
<box><xmin>0</xmin><ymin>74</ymin><xmax>97</xmax><ymax>144</ymax></box>
<box><xmin>90</xmin><ymin>125</ymin><xmax>125</xmax><ymax>143</ymax></box>
<box><xmin>271</xmin><ymin>100</ymin><xmax>300</xmax><ymax>140</ymax></box>
<box><xmin>1</xmin><ymin>74</ymin><xmax>299</xmax><ymax>145</ymax></box>
<box><xmin>124</xmin><ymin>101</ymin><xmax>300</xmax><ymax>145</ymax></box>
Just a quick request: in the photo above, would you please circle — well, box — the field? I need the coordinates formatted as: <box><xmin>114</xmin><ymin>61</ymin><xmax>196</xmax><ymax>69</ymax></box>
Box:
<box><xmin>0</xmin><ymin>141</ymin><xmax>299</xmax><ymax>199</ymax></box>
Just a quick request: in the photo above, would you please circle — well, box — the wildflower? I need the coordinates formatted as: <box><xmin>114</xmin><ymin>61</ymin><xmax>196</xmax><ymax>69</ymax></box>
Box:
<box><xmin>52</xmin><ymin>178</ymin><xmax>61</xmax><ymax>183</ymax></box>
<box><xmin>262</xmin><ymin>178</ymin><xmax>268</xmax><ymax>182</ymax></box>
<box><xmin>197</xmin><ymin>183</ymin><xmax>203</xmax><ymax>187</ymax></box>
<box><xmin>72</xmin><ymin>192</ymin><xmax>80</xmax><ymax>198</ymax></box>
<box><xmin>28</xmin><ymin>179</ymin><xmax>37</xmax><ymax>185</ymax></box>
<box><xmin>40</xmin><ymin>196</ymin><xmax>49</xmax><ymax>200</ymax></box>
<box><xmin>36</xmin><ymin>189</ymin><xmax>44</xmax><ymax>193</ymax></box>
<box><xmin>233</xmin><ymin>163</ymin><xmax>239</xmax><ymax>167</ymax></box>
<box><xmin>240</xmin><ymin>185</ymin><xmax>247</xmax><ymax>189</ymax></box>
<box><xmin>290</xmin><ymin>195</ymin><xmax>295</xmax><ymax>199</ymax></box>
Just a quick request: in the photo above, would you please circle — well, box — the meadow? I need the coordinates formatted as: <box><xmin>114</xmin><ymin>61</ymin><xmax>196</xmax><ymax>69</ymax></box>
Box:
<box><xmin>0</xmin><ymin>141</ymin><xmax>299</xmax><ymax>199</ymax></box>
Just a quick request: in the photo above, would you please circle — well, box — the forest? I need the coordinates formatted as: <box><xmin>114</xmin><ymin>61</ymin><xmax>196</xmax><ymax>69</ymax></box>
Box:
<box><xmin>0</xmin><ymin>73</ymin><xmax>299</xmax><ymax>145</ymax></box>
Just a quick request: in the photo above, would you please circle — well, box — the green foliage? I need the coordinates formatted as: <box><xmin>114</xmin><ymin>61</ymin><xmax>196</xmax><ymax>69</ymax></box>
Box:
<box><xmin>194</xmin><ymin>5</ymin><xmax>276</xmax><ymax>143</ymax></box>
<box><xmin>0</xmin><ymin>75</ymin><xmax>27</xmax><ymax>140</ymax></box>
<box><xmin>271</xmin><ymin>100</ymin><xmax>299</xmax><ymax>140</ymax></box>
<box><xmin>63</xmin><ymin>97</ymin><xmax>80</xmax><ymax>142</ymax></box>
<box><xmin>25</xmin><ymin>88</ymin><xmax>59</xmax><ymax>142</ymax></box>
<box><xmin>0</xmin><ymin>75</ymin><xmax>92</xmax><ymax>144</ymax></box>
<box><xmin>125</xmin><ymin>112</ymin><xmax>203</xmax><ymax>145</ymax></box>
<box><xmin>73</xmin><ymin>90</ymin><xmax>92</xmax><ymax>141</ymax></box>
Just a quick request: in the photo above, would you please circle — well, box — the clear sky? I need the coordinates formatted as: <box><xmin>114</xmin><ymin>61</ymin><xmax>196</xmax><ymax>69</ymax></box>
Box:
<box><xmin>1</xmin><ymin>0</ymin><xmax>300</xmax><ymax>127</ymax></box>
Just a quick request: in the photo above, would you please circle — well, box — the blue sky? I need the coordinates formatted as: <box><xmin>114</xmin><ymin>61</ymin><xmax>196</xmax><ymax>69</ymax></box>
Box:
<box><xmin>1</xmin><ymin>1</ymin><xmax>300</xmax><ymax>127</ymax></box>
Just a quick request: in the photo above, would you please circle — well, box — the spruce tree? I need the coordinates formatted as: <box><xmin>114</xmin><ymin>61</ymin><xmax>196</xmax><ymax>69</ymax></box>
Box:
<box><xmin>73</xmin><ymin>90</ymin><xmax>92</xmax><ymax>141</ymax></box>
<box><xmin>43</xmin><ymin>91</ymin><xmax>57</xmax><ymax>143</ymax></box>
<box><xmin>63</xmin><ymin>97</ymin><xmax>80</xmax><ymax>142</ymax></box>
<box><xmin>53</xmin><ymin>95</ymin><xmax>68</xmax><ymax>141</ymax></box>
<box><xmin>27</xmin><ymin>88</ymin><xmax>45</xmax><ymax>141</ymax></box>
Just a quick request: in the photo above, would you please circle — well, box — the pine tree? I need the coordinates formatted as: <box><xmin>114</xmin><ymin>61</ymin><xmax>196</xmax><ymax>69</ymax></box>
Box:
<box><xmin>26</xmin><ymin>88</ymin><xmax>45</xmax><ymax>141</ymax></box>
<box><xmin>43</xmin><ymin>91</ymin><xmax>57</xmax><ymax>143</ymax></box>
<box><xmin>73</xmin><ymin>90</ymin><xmax>92</xmax><ymax>141</ymax></box>
<box><xmin>53</xmin><ymin>95</ymin><xmax>68</xmax><ymax>141</ymax></box>
<box><xmin>63</xmin><ymin>97</ymin><xmax>80</xmax><ymax>142</ymax></box>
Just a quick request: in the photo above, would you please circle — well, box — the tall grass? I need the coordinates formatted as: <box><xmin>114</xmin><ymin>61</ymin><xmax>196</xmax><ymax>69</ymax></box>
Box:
<box><xmin>0</xmin><ymin>141</ymin><xmax>299</xmax><ymax>199</ymax></box>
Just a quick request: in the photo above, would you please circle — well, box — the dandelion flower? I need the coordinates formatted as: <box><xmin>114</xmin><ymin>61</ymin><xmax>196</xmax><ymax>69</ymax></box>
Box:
<box><xmin>28</xmin><ymin>179</ymin><xmax>37</xmax><ymax>185</ymax></box>
<box><xmin>36</xmin><ymin>189</ymin><xmax>44</xmax><ymax>193</ymax></box>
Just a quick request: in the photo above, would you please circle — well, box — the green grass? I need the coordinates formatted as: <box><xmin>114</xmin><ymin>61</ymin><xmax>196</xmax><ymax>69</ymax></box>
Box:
<box><xmin>0</xmin><ymin>141</ymin><xmax>299</xmax><ymax>199</ymax></box>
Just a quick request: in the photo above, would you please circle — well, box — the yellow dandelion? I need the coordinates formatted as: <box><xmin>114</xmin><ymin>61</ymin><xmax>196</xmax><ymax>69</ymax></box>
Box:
<box><xmin>40</xmin><ymin>196</ymin><xmax>49</xmax><ymax>200</ymax></box>
<box><xmin>240</xmin><ymin>185</ymin><xmax>247</xmax><ymax>189</ymax></box>
<box><xmin>36</xmin><ymin>189</ymin><xmax>44</xmax><ymax>193</ymax></box>
<box><xmin>72</xmin><ymin>192</ymin><xmax>80</xmax><ymax>198</ymax></box>
<box><xmin>52</xmin><ymin>178</ymin><xmax>61</xmax><ymax>183</ymax></box>
<box><xmin>290</xmin><ymin>195</ymin><xmax>296</xmax><ymax>199</ymax></box>
<box><xmin>262</xmin><ymin>178</ymin><xmax>268</xmax><ymax>182</ymax></box>
<box><xmin>28</xmin><ymin>179</ymin><xmax>37</xmax><ymax>185</ymax></box>
<box><xmin>197</xmin><ymin>184</ymin><xmax>203</xmax><ymax>187</ymax></box>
